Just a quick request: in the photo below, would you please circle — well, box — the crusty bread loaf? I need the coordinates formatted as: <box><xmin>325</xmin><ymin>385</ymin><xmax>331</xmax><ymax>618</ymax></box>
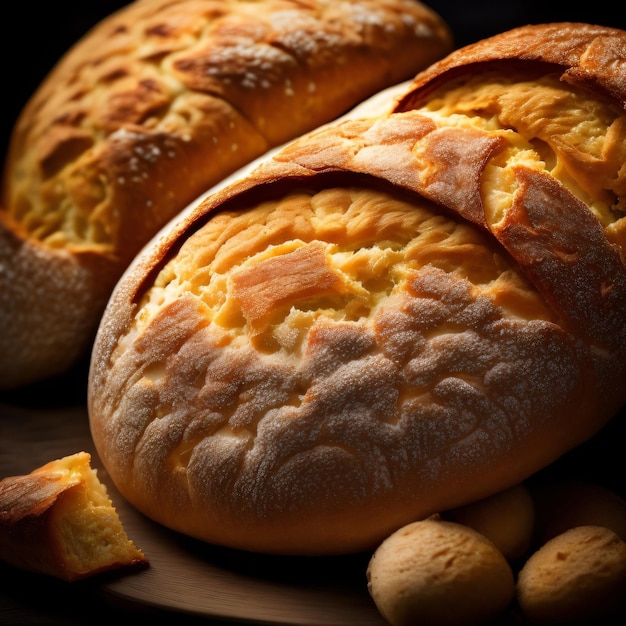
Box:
<box><xmin>0</xmin><ymin>452</ymin><xmax>147</xmax><ymax>581</ymax></box>
<box><xmin>0</xmin><ymin>0</ymin><xmax>452</xmax><ymax>389</ymax></box>
<box><xmin>88</xmin><ymin>22</ymin><xmax>626</xmax><ymax>555</ymax></box>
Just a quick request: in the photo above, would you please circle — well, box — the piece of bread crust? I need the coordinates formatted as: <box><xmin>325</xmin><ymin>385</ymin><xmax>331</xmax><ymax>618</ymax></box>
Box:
<box><xmin>0</xmin><ymin>0</ymin><xmax>452</xmax><ymax>389</ymax></box>
<box><xmin>0</xmin><ymin>452</ymin><xmax>147</xmax><ymax>581</ymax></box>
<box><xmin>396</xmin><ymin>21</ymin><xmax>626</xmax><ymax>112</ymax></box>
<box><xmin>88</xmin><ymin>23</ymin><xmax>626</xmax><ymax>555</ymax></box>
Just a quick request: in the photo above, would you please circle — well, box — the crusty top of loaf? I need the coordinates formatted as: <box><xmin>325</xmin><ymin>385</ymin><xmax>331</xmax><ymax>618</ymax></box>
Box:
<box><xmin>397</xmin><ymin>22</ymin><xmax>626</xmax><ymax>111</ymax></box>
<box><xmin>2</xmin><ymin>0</ymin><xmax>451</xmax><ymax>258</ymax></box>
<box><xmin>88</xmin><ymin>24</ymin><xmax>626</xmax><ymax>556</ymax></box>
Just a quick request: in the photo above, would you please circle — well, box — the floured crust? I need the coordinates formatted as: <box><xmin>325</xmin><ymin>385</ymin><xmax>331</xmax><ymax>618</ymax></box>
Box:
<box><xmin>0</xmin><ymin>452</ymin><xmax>147</xmax><ymax>581</ymax></box>
<box><xmin>0</xmin><ymin>0</ymin><xmax>452</xmax><ymax>388</ymax></box>
<box><xmin>88</xmin><ymin>23</ymin><xmax>626</xmax><ymax>555</ymax></box>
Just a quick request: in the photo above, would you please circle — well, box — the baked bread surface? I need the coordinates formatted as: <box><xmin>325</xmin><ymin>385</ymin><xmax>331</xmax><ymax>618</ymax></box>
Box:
<box><xmin>0</xmin><ymin>0</ymin><xmax>452</xmax><ymax>388</ymax></box>
<box><xmin>88</xmin><ymin>23</ymin><xmax>626</xmax><ymax>555</ymax></box>
<box><xmin>0</xmin><ymin>452</ymin><xmax>146</xmax><ymax>581</ymax></box>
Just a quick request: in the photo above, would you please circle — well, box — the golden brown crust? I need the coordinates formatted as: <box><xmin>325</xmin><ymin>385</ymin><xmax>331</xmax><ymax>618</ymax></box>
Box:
<box><xmin>0</xmin><ymin>0</ymin><xmax>452</xmax><ymax>388</ymax></box>
<box><xmin>396</xmin><ymin>22</ymin><xmax>626</xmax><ymax>111</ymax></box>
<box><xmin>0</xmin><ymin>452</ymin><xmax>147</xmax><ymax>581</ymax></box>
<box><xmin>88</xmin><ymin>23</ymin><xmax>626</xmax><ymax>555</ymax></box>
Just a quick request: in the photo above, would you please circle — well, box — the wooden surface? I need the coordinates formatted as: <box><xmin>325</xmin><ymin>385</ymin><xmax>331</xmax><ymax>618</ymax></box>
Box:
<box><xmin>1</xmin><ymin>360</ymin><xmax>625</xmax><ymax>625</ymax></box>
<box><xmin>0</xmin><ymin>361</ymin><xmax>389</xmax><ymax>625</ymax></box>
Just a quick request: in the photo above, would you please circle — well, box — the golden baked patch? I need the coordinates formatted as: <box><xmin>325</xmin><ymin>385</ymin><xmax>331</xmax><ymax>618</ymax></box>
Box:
<box><xmin>418</xmin><ymin>72</ymin><xmax>626</xmax><ymax>228</ymax></box>
<box><xmin>137</xmin><ymin>186</ymin><xmax>554</xmax><ymax>356</ymax></box>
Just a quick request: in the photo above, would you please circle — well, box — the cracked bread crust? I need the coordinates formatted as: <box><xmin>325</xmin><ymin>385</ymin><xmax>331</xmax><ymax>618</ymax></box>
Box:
<box><xmin>88</xmin><ymin>23</ymin><xmax>626</xmax><ymax>555</ymax></box>
<box><xmin>0</xmin><ymin>0</ymin><xmax>452</xmax><ymax>388</ymax></box>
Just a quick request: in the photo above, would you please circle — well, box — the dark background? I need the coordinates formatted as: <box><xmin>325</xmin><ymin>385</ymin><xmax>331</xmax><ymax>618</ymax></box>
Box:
<box><xmin>2</xmin><ymin>1</ymin><xmax>626</xmax><ymax>163</ymax></box>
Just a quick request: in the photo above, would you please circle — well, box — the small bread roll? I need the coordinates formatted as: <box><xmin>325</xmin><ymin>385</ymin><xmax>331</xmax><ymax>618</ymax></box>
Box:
<box><xmin>0</xmin><ymin>452</ymin><xmax>146</xmax><ymax>581</ymax></box>
<box><xmin>516</xmin><ymin>525</ymin><xmax>626</xmax><ymax>624</ymax></box>
<box><xmin>444</xmin><ymin>483</ymin><xmax>535</xmax><ymax>561</ymax></box>
<box><xmin>531</xmin><ymin>480</ymin><xmax>626</xmax><ymax>544</ymax></box>
<box><xmin>367</xmin><ymin>519</ymin><xmax>515</xmax><ymax>626</ymax></box>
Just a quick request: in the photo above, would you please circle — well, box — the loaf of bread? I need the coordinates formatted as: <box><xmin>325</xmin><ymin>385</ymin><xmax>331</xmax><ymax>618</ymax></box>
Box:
<box><xmin>0</xmin><ymin>0</ymin><xmax>452</xmax><ymax>389</ymax></box>
<box><xmin>0</xmin><ymin>452</ymin><xmax>147</xmax><ymax>581</ymax></box>
<box><xmin>88</xmin><ymin>22</ymin><xmax>626</xmax><ymax>555</ymax></box>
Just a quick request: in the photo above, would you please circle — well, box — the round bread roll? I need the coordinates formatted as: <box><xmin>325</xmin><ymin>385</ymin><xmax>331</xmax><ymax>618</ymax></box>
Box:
<box><xmin>443</xmin><ymin>484</ymin><xmax>535</xmax><ymax>561</ymax></box>
<box><xmin>516</xmin><ymin>525</ymin><xmax>626</xmax><ymax>624</ymax></box>
<box><xmin>0</xmin><ymin>0</ymin><xmax>452</xmax><ymax>389</ymax></box>
<box><xmin>531</xmin><ymin>480</ymin><xmax>626</xmax><ymax>544</ymax></box>
<box><xmin>366</xmin><ymin>519</ymin><xmax>515</xmax><ymax>626</ymax></box>
<box><xmin>88</xmin><ymin>23</ymin><xmax>626</xmax><ymax>555</ymax></box>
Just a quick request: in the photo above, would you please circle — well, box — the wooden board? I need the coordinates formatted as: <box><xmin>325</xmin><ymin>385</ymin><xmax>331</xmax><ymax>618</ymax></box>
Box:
<box><xmin>1</xmin><ymin>364</ymin><xmax>625</xmax><ymax>625</ymax></box>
